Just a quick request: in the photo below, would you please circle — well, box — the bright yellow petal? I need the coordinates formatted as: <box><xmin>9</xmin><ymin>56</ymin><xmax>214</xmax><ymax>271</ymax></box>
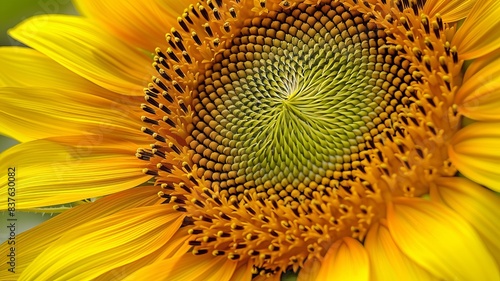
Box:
<box><xmin>74</xmin><ymin>0</ymin><xmax>196</xmax><ymax>51</ymax></box>
<box><xmin>0</xmin><ymin>47</ymin><xmax>146</xmax><ymax>142</ymax></box>
<box><xmin>364</xmin><ymin>223</ymin><xmax>436</xmax><ymax>281</ymax></box>
<box><xmin>9</xmin><ymin>15</ymin><xmax>153</xmax><ymax>95</ymax></box>
<box><xmin>93</xmin><ymin>227</ymin><xmax>191</xmax><ymax>280</ymax></box>
<box><xmin>462</xmin><ymin>49</ymin><xmax>500</xmax><ymax>82</ymax></box>
<box><xmin>315</xmin><ymin>237</ymin><xmax>369</xmax><ymax>281</ymax></box>
<box><xmin>0</xmin><ymin>47</ymin><xmax>98</xmax><ymax>90</ymax></box>
<box><xmin>0</xmin><ymin>185</ymin><xmax>160</xmax><ymax>280</ymax></box>
<box><xmin>456</xmin><ymin>53</ymin><xmax>500</xmax><ymax>120</ymax></box>
<box><xmin>449</xmin><ymin>122</ymin><xmax>500</xmax><ymax>192</ymax></box>
<box><xmin>123</xmin><ymin>254</ymin><xmax>238</xmax><ymax>281</ymax></box>
<box><xmin>424</xmin><ymin>0</ymin><xmax>476</xmax><ymax>22</ymax></box>
<box><xmin>0</xmin><ymin>139</ymin><xmax>150</xmax><ymax>209</ymax></box>
<box><xmin>387</xmin><ymin>198</ymin><xmax>499</xmax><ymax>281</ymax></box>
<box><xmin>0</xmin><ymin>86</ymin><xmax>144</xmax><ymax>142</ymax></box>
<box><xmin>432</xmin><ymin>177</ymin><xmax>500</xmax><ymax>265</ymax></box>
<box><xmin>19</xmin><ymin>205</ymin><xmax>183</xmax><ymax>281</ymax></box>
<box><xmin>453</xmin><ymin>0</ymin><xmax>500</xmax><ymax>60</ymax></box>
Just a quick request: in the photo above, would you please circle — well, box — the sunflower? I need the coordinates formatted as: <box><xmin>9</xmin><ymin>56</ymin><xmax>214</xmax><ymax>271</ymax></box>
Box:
<box><xmin>1</xmin><ymin>0</ymin><xmax>499</xmax><ymax>280</ymax></box>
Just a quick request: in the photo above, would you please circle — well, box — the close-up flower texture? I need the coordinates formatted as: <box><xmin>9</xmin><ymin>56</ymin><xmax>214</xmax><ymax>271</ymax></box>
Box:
<box><xmin>1</xmin><ymin>0</ymin><xmax>500</xmax><ymax>280</ymax></box>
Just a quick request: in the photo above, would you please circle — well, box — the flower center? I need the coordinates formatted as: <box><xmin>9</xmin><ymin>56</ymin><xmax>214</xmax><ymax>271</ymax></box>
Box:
<box><xmin>137</xmin><ymin>0</ymin><xmax>461</xmax><ymax>277</ymax></box>
<box><xmin>187</xmin><ymin>2</ymin><xmax>410</xmax><ymax>206</ymax></box>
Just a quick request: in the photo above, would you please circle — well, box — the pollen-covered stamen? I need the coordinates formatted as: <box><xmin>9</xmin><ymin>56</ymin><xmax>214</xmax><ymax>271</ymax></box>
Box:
<box><xmin>341</xmin><ymin>0</ymin><xmax>461</xmax><ymax>191</ymax></box>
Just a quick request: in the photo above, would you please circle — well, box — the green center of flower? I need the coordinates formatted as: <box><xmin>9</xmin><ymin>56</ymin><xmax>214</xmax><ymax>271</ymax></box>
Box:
<box><xmin>187</xmin><ymin>3</ymin><xmax>413</xmax><ymax>204</ymax></box>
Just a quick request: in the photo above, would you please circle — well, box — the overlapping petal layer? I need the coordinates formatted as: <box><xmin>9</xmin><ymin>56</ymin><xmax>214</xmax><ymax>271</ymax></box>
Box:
<box><xmin>74</xmin><ymin>0</ymin><xmax>197</xmax><ymax>52</ymax></box>
<box><xmin>449</xmin><ymin>122</ymin><xmax>500</xmax><ymax>192</ymax></box>
<box><xmin>454</xmin><ymin>0</ymin><xmax>500</xmax><ymax>59</ymax></box>
<box><xmin>0</xmin><ymin>47</ymin><xmax>145</xmax><ymax>142</ymax></box>
<box><xmin>9</xmin><ymin>15</ymin><xmax>153</xmax><ymax>95</ymax></box>
<box><xmin>20</xmin><ymin>205</ymin><xmax>184</xmax><ymax>280</ymax></box>
<box><xmin>123</xmin><ymin>254</ymin><xmax>238</xmax><ymax>281</ymax></box>
<box><xmin>456</xmin><ymin>54</ymin><xmax>500</xmax><ymax>120</ymax></box>
<box><xmin>0</xmin><ymin>139</ymin><xmax>150</xmax><ymax>209</ymax></box>
<box><xmin>315</xmin><ymin>237</ymin><xmax>369</xmax><ymax>281</ymax></box>
<box><xmin>364</xmin><ymin>223</ymin><xmax>435</xmax><ymax>281</ymax></box>
<box><xmin>424</xmin><ymin>0</ymin><xmax>477</xmax><ymax>22</ymax></box>
<box><xmin>0</xmin><ymin>185</ymin><xmax>160</xmax><ymax>279</ymax></box>
<box><xmin>432</xmin><ymin>177</ymin><xmax>500</xmax><ymax>264</ymax></box>
<box><xmin>387</xmin><ymin>198</ymin><xmax>499</xmax><ymax>280</ymax></box>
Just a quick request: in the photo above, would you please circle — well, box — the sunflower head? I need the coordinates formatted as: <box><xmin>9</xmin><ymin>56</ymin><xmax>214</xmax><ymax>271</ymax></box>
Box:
<box><xmin>1</xmin><ymin>0</ymin><xmax>499</xmax><ymax>280</ymax></box>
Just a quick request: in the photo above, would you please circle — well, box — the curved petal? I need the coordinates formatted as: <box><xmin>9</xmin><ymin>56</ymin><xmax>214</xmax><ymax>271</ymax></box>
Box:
<box><xmin>453</xmin><ymin>0</ymin><xmax>500</xmax><ymax>60</ymax></box>
<box><xmin>0</xmin><ymin>185</ymin><xmax>160</xmax><ymax>280</ymax></box>
<box><xmin>462</xmin><ymin>49</ymin><xmax>500</xmax><ymax>82</ymax></box>
<box><xmin>9</xmin><ymin>15</ymin><xmax>153</xmax><ymax>95</ymax></box>
<box><xmin>94</xmin><ymin>227</ymin><xmax>191</xmax><ymax>280</ymax></box>
<box><xmin>387</xmin><ymin>198</ymin><xmax>499</xmax><ymax>281</ymax></box>
<box><xmin>297</xmin><ymin>258</ymin><xmax>321</xmax><ymax>281</ymax></box>
<box><xmin>229</xmin><ymin>262</ymin><xmax>253</xmax><ymax>281</ymax></box>
<box><xmin>0</xmin><ymin>47</ymin><xmax>145</xmax><ymax>106</ymax></box>
<box><xmin>424</xmin><ymin>0</ymin><xmax>476</xmax><ymax>22</ymax></box>
<box><xmin>449</xmin><ymin>122</ymin><xmax>500</xmax><ymax>192</ymax></box>
<box><xmin>123</xmin><ymin>254</ymin><xmax>238</xmax><ymax>281</ymax></box>
<box><xmin>432</xmin><ymin>177</ymin><xmax>500</xmax><ymax>265</ymax></box>
<box><xmin>19</xmin><ymin>205</ymin><xmax>184</xmax><ymax>281</ymax></box>
<box><xmin>74</xmin><ymin>0</ymin><xmax>196</xmax><ymax>52</ymax></box>
<box><xmin>0</xmin><ymin>47</ymin><xmax>145</xmax><ymax>142</ymax></box>
<box><xmin>364</xmin><ymin>223</ymin><xmax>436</xmax><ymax>281</ymax></box>
<box><xmin>0</xmin><ymin>139</ymin><xmax>150</xmax><ymax>209</ymax></box>
<box><xmin>0</xmin><ymin>47</ymin><xmax>98</xmax><ymax>89</ymax></box>
<box><xmin>456</xmin><ymin>53</ymin><xmax>500</xmax><ymax>120</ymax></box>
<box><xmin>0</xmin><ymin>86</ymin><xmax>143</xmax><ymax>143</ymax></box>
<box><xmin>315</xmin><ymin>237</ymin><xmax>369</xmax><ymax>281</ymax></box>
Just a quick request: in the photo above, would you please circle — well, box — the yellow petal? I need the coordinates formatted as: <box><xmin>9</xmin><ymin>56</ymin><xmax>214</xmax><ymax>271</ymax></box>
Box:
<box><xmin>153</xmin><ymin>228</ymin><xmax>193</xmax><ymax>260</ymax></box>
<box><xmin>424</xmin><ymin>0</ymin><xmax>477</xmax><ymax>22</ymax></box>
<box><xmin>9</xmin><ymin>15</ymin><xmax>153</xmax><ymax>95</ymax></box>
<box><xmin>19</xmin><ymin>205</ymin><xmax>184</xmax><ymax>281</ymax></box>
<box><xmin>432</xmin><ymin>177</ymin><xmax>500</xmax><ymax>265</ymax></box>
<box><xmin>0</xmin><ymin>185</ymin><xmax>160</xmax><ymax>280</ymax></box>
<box><xmin>0</xmin><ymin>139</ymin><xmax>150</xmax><ymax>209</ymax></box>
<box><xmin>387</xmin><ymin>198</ymin><xmax>499</xmax><ymax>280</ymax></box>
<box><xmin>0</xmin><ymin>47</ymin><xmax>145</xmax><ymax>142</ymax></box>
<box><xmin>94</xmin><ymin>226</ymin><xmax>191</xmax><ymax>280</ymax></box>
<box><xmin>315</xmin><ymin>237</ymin><xmax>369</xmax><ymax>281</ymax></box>
<box><xmin>364</xmin><ymin>223</ymin><xmax>436</xmax><ymax>281</ymax></box>
<box><xmin>0</xmin><ymin>47</ymin><xmax>97</xmax><ymax>90</ymax></box>
<box><xmin>229</xmin><ymin>262</ymin><xmax>253</xmax><ymax>281</ymax></box>
<box><xmin>74</xmin><ymin>0</ymin><xmax>196</xmax><ymax>51</ymax></box>
<box><xmin>123</xmin><ymin>254</ymin><xmax>238</xmax><ymax>281</ymax></box>
<box><xmin>449</xmin><ymin>122</ymin><xmax>500</xmax><ymax>192</ymax></box>
<box><xmin>462</xmin><ymin>49</ymin><xmax>500</xmax><ymax>82</ymax></box>
<box><xmin>0</xmin><ymin>86</ymin><xmax>145</xmax><ymax>142</ymax></box>
<box><xmin>456</xmin><ymin>53</ymin><xmax>500</xmax><ymax>120</ymax></box>
<box><xmin>453</xmin><ymin>0</ymin><xmax>500</xmax><ymax>60</ymax></box>
<box><xmin>297</xmin><ymin>258</ymin><xmax>321</xmax><ymax>281</ymax></box>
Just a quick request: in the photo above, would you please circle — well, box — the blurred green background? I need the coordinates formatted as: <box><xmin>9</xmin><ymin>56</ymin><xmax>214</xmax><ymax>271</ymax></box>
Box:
<box><xmin>0</xmin><ymin>0</ymin><xmax>76</xmax><ymax>45</ymax></box>
<box><xmin>0</xmin><ymin>0</ymin><xmax>77</xmax><ymax>242</ymax></box>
